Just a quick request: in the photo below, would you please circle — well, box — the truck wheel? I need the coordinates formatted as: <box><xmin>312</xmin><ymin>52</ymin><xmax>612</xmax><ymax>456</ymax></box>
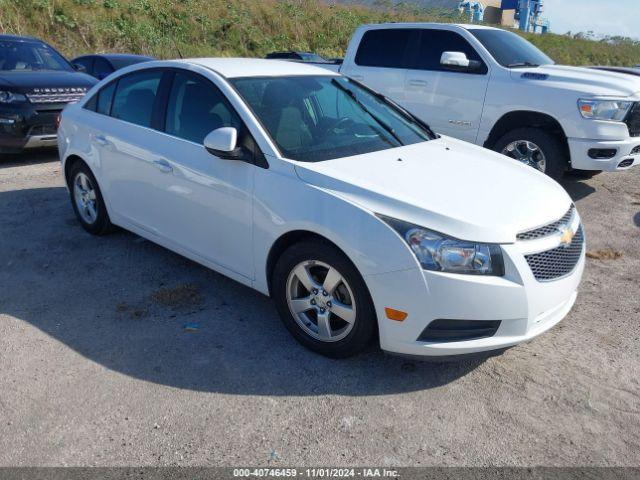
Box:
<box><xmin>272</xmin><ymin>240</ymin><xmax>377</xmax><ymax>358</ymax></box>
<box><xmin>69</xmin><ymin>162</ymin><xmax>115</xmax><ymax>235</ymax></box>
<box><xmin>494</xmin><ymin>128</ymin><xmax>567</xmax><ymax>181</ymax></box>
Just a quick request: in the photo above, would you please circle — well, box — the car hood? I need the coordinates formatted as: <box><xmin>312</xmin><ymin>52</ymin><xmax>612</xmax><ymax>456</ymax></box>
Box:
<box><xmin>294</xmin><ymin>137</ymin><xmax>572</xmax><ymax>244</ymax></box>
<box><xmin>513</xmin><ymin>65</ymin><xmax>640</xmax><ymax>98</ymax></box>
<box><xmin>0</xmin><ymin>70</ymin><xmax>97</xmax><ymax>92</ymax></box>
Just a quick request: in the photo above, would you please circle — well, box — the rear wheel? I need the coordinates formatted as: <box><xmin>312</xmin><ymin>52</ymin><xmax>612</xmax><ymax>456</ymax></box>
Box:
<box><xmin>494</xmin><ymin>127</ymin><xmax>567</xmax><ymax>180</ymax></box>
<box><xmin>272</xmin><ymin>240</ymin><xmax>376</xmax><ymax>358</ymax></box>
<box><xmin>69</xmin><ymin>162</ymin><xmax>114</xmax><ymax>235</ymax></box>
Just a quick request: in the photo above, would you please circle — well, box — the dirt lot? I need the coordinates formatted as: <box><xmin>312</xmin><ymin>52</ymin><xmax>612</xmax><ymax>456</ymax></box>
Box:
<box><xmin>0</xmin><ymin>152</ymin><xmax>639</xmax><ymax>467</ymax></box>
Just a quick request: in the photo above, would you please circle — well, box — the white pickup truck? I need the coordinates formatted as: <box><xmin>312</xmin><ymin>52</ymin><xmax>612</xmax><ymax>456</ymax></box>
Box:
<box><xmin>317</xmin><ymin>23</ymin><xmax>640</xmax><ymax>179</ymax></box>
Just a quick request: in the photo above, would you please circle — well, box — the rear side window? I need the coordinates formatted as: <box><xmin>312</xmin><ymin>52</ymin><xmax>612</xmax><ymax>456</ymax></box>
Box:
<box><xmin>414</xmin><ymin>30</ymin><xmax>488</xmax><ymax>74</ymax></box>
<box><xmin>165</xmin><ymin>71</ymin><xmax>242</xmax><ymax>144</ymax></box>
<box><xmin>355</xmin><ymin>29</ymin><xmax>414</xmax><ymax>69</ymax></box>
<box><xmin>110</xmin><ymin>70</ymin><xmax>162</xmax><ymax>128</ymax></box>
<box><xmin>97</xmin><ymin>82</ymin><xmax>116</xmax><ymax>115</ymax></box>
<box><xmin>83</xmin><ymin>81</ymin><xmax>116</xmax><ymax>114</ymax></box>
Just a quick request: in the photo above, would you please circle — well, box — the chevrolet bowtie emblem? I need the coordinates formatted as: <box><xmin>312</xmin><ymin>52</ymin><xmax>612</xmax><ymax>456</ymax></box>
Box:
<box><xmin>559</xmin><ymin>226</ymin><xmax>575</xmax><ymax>247</ymax></box>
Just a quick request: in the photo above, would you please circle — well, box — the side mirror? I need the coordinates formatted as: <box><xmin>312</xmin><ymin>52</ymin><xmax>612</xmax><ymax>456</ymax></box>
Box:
<box><xmin>441</xmin><ymin>51</ymin><xmax>470</xmax><ymax>68</ymax></box>
<box><xmin>204</xmin><ymin>127</ymin><xmax>242</xmax><ymax>159</ymax></box>
<box><xmin>72</xmin><ymin>63</ymin><xmax>87</xmax><ymax>73</ymax></box>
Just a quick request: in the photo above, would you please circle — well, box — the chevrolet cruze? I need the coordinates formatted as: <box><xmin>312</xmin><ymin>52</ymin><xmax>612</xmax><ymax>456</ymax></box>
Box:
<box><xmin>58</xmin><ymin>59</ymin><xmax>585</xmax><ymax>358</ymax></box>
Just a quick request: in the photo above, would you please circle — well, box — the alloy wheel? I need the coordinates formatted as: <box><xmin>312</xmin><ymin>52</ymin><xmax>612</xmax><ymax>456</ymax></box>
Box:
<box><xmin>73</xmin><ymin>172</ymin><xmax>98</xmax><ymax>224</ymax></box>
<box><xmin>502</xmin><ymin>140</ymin><xmax>547</xmax><ymax>172</ymax></box>
<box><xmin>286</xmin><ymin>260</ymin><xmax>356</xmax><ymax>342</ymax></box>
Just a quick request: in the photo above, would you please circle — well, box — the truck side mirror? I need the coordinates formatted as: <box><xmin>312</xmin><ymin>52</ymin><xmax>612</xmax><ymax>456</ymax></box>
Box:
<box><xmin>441</xmin><ymin>51</ymin><xmax>470</xmax><ymax>68</ymax></box>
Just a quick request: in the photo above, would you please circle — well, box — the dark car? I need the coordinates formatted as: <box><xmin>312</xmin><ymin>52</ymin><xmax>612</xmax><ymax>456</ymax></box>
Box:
<box><xmin>71</xmin><ymin>53</ymin><xmax>154</xmax><ymax>80</ymax></box>
<box><xmin>0</xmin><ymin>34</ymin><xmax>97</xmax><ymax>155</ymax></box>
<box><xmin>589</xmin><ymin>66</ymin><xmax>640</xmax><ymax>77</ymax></box>
<box><xmin>265</xmin><ymin>51</ymin><xmax>339</xmax><ymax>64</ymax></box>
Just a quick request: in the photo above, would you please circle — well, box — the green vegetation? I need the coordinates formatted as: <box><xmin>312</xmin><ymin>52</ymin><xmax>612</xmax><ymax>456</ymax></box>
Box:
<box><xmin>1</xmin><ymin>0</ymin><xmax>639</xmax><ymax>66</ymax></box>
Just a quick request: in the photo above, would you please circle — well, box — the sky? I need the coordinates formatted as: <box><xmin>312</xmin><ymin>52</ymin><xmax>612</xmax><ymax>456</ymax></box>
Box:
<box><xmin>544</xmin><ymin>0</ymin><xmax>640</xmax><ymax>40</ymax></box>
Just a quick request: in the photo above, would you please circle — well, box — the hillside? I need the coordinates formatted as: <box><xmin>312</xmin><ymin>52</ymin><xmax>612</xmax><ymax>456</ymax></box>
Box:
<box><xmin>1</xmin><ymin>0</ymin><xmax>640</xmax><ymax>66</ymax></box>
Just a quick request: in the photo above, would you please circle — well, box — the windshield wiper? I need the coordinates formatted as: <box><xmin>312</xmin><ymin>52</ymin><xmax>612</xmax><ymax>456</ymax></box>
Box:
<box><xmin>331</xmin><ymin>79</ymin><xmax>403</xmax><ymax>146</ymax></box>
<box><xmin>507</xmin><ymin>61</ymin><xmax>540</xmax><ymax>68</ymax></box>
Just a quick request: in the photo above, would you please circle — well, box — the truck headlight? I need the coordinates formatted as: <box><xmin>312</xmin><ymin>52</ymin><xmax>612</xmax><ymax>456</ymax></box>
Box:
<box><xmin>578</xmin><ymin>99</ymin><xmax>632</xmax><ymax>121</ymax></box>
<box><xmin>0</xmin><ymin>91</ymin><xmax>28</xmax><ymax>104</ymax></box>
<box><xmin>378</xmin><ymin>215</ymin><xmax>505</xmax><ymax>276</ymax></box>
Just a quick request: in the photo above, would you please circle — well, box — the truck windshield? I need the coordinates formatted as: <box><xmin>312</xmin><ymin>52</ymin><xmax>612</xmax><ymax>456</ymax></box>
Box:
<box><xmin>469</xmin><ymin>29</ymin><xmax>554</xmax><ymax>68</ymax></box>
<box><xmin>0</xmin><ymin>40</ymin><xmax>73</xmax><ymax>72</ymax></box>
<box><xmin>231</xmin><ymin>75</ymin><xmax>435</xmax><ymax>162</ymax></box>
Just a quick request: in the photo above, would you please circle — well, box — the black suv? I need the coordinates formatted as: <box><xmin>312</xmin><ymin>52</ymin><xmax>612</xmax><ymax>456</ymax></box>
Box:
<box><xmin>0</xmin><ymin>34</ymin><xmax>97</xmax><ymax>154</ymax></box>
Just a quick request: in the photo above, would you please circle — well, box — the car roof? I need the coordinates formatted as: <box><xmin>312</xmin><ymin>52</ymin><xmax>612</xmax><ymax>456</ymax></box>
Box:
<box><xmin>75</xmin><ymin>53</ymin><xmax>154</xmax><ymax>60</ymax></box>
<box><xmin>174</xmin><ymin>58</ymin><xmax>337</xmax><ymax>78</ymax></box>
<box><xmin>360</xmin><ymin>22</ymin><xmax>500</xmax><ymax>31</ymax></box>
<box><xmin>0</xmin><ymin>34</ymin><xmax>43</xmax><ymax>42</ymax></box>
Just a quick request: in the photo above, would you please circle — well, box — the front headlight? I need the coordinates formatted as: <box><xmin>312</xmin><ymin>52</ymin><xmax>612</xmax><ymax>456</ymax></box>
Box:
<box><xmin>578</xmin><ymin>99</ymin><xmax>633</xmax><ymax>121</ymax></box>
<box><xmin>0</xmin><ymin>91</ymin><xmax>28</xmax><ymax>104</ymax></box>
<box><xmin>379</xmin><ymin>215</ymin><xmax>504</xmax><ymax>276</ymax></box>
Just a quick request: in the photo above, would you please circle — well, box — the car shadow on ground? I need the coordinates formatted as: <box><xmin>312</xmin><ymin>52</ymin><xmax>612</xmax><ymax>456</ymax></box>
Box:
<box><xmin>0</xmin><ymin>186</ymin><xmax>484</xmax><ymax>397</ymax></box>
<box><xmin>0</xmin><ymin>149</ymin><xmax>59</xmax><ymax>168</ymax></box>
<box><xmin>560</xmin><ymin>174</ymin><xmax>597</xmax><ymax>202</ymax></box>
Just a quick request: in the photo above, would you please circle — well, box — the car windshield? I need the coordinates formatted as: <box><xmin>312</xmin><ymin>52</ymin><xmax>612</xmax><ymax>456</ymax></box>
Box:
<box><xmin>231</xmin><ymin>75</ymin><xmax>435</xmax><ymax>162</ymax></box>
<box><xmin>0</xmin><ymin>40</ymin><xmax>72</xmax><ymax>72</ymax></box>
<box><xmin>469</xmin><ymin>29</ymin><xmax>554</xmax><ymax>68</ymax></box>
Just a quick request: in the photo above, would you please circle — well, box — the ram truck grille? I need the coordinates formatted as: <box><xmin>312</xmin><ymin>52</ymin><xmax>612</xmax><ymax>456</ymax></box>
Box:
<box><xmin>525</xmin><ymin>226</ymin><xmax>585</xmax><ymax>281</ymax></box>
<box><xmin>626</xmin><ymin>102</ymin><xmax>640</xmax><ymax>137</ymax></box>
<box><xmin>517</xmin><ymin>206</ymin><xmax>575</xmax><ymax>241</ymax></box>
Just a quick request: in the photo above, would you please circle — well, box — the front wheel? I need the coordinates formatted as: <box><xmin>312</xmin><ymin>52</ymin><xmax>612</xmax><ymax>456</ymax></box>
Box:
<box><xmin>494</xmin><ymin>127</ymin><xmax>567</xmax><ymax>181</ymax></box>
<box><xmin>272</xmin><ymin>240</ymin><xmax>377</xmax><ymax>358</ymax></box>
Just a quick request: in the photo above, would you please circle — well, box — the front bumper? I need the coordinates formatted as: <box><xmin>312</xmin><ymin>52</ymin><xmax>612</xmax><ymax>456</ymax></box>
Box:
<box><xmin>568</xmin><ymin>137</ymin><xmax>640</xmax><ymax>171</ymax></box>
<box><xmin>365</xmin><ymin>220</ymin><xmax>585</xmax><ymax>357</ymax></box>
<box><xmin>0</xmin><ymin>103</ymin><xmax>62</xmax><ymax>154</ymax></box>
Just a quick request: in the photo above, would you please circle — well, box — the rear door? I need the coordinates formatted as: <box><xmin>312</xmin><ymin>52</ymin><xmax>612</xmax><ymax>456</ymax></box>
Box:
<box><xmin>340</xmin><ymin>28</ymin><xmax>416</xmax><ymax>104</ymax></box>
<box><xmin>402</xmin><ymin>28</ymin><xmax>490</xmax><ymax>143</ymax></box>
<box><xmin>92</xmin><ymin>69</ymin><xmax>170</xmax><ymax>235</ymax></box>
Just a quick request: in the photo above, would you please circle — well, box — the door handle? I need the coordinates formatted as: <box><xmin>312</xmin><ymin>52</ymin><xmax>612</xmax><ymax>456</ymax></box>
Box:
<box><xmin>152</xmin><ymin>159</ymin><xmax>173</xmax><ymax>173</ymax></box>
<box><xmin>408</xmin><ymin>79</ymin><xmax>428</xmax><ymax>87</ymax></box>
<box><xmin>94</xmin><ymin>134</ymin><xmax>109</xmax><ymax>146</ymax></box>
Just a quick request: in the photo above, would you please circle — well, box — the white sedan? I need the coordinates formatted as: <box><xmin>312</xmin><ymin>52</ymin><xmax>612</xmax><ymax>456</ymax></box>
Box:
<box><xmin>58</xmin><ymin>58</ymin><xmax>585</xmax><ymax>359</ymax></box>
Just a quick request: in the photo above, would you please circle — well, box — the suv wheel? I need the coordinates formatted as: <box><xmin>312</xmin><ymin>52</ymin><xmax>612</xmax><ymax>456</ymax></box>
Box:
<box><xmin>272</xmin><ymin>240</ymin><xmax>376</xmax><ymax>358</ymax></box>
<box><xmin>494</xmin><ymin>127</ymin><xmax>567</xmax><ymax>180</ymax></box>
<box><xmin>69</xmin><ymin>162</ymin><xmax>114</xmax><ymax>235</ymax></box>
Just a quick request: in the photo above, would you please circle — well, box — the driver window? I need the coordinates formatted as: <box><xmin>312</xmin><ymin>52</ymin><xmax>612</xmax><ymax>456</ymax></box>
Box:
<box><xmin>165</xmin><ymin>72</ymin><xmax>242</xmax><ymax>144</ymax></box>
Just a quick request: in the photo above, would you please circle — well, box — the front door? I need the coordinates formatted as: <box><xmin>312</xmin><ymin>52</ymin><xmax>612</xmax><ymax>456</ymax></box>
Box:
<box><xmin>402</xmin><ymin>29</ymin><xmax>490</xmax><ymax>143</ymax></box>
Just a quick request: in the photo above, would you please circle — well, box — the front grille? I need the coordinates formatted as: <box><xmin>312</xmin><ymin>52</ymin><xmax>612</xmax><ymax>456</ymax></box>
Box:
<box><xmin>625</xmin><ymin>102</ymin><xmax>640</xmax><ymax>137</ymax></box>
<box><xmin>27</xmin><ymin>92</ymin><xmax>87</xmax><ymax>104</ymax></box>
<box><xmin>418</xmin><ymin>319</ymin><xmax>501</xmax><ymax>343</ymax></box>
<box><xmin>525</xmin><ymin>226</ymin><xmax>584</xmax><ymax>281</ymax></box>
<box><xmin>517</xmin><ymin>206</ymin><xmax>575</xmax><ymax>241</ymax></box>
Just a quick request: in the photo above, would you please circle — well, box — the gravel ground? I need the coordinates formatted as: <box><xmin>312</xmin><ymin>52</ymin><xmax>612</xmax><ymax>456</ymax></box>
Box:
<box><xmin>0</xmin><ymin>151</ymin><xmax>638</xmax><ymax>467</ymax></box>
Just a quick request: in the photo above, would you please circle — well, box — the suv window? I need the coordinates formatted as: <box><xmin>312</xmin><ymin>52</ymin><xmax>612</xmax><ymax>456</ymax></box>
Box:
<box><xmin>110</xmin><ymin>70</ymin><xmax>162</xmax><ymax>128</ymax></box>
<box><xmin>413</xmin><ymin>30</ymin><xmax>487</xmax><ymax>74</ymax></box>
<box><xmin>355</xmin><ymin>29</ymin><xmax>414</xmax><ymax>69</ymax></box>
<box><xmin>165</xmin><ymin>71</ymin><xmax>242</xmax><ymax>144</ymax></box>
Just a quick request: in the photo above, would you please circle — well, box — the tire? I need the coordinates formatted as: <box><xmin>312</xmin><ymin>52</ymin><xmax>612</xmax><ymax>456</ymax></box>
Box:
<box><xmin>68</xmin><ymin>161</ymin><xmax>114</xmax><ymax>235</ymax></box>
<box><xmin>493</xmin><ymin>127</ymin><xmax>567</xmax><ymax>181</ymax></box>
<box><xmin>272</xmin><ymin>240</ymin><xmax>377</xmax><ymax>358</ymax></box>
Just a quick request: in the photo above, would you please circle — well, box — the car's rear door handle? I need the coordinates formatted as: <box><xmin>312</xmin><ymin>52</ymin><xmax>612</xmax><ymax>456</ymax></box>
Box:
<box><xmin>152</xmin><ymin>159</ymin><xmax>173</xmax><ymax>173</ymax></box>
<box><xmin>408</xmin><ymin>79</ymin><xmax>428</xmax><ymax>87</ymax></box>
<box><xmin>94</xmin><ymin>134</ymin><xmax>109</xmax><ymax>146</ymax></box>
